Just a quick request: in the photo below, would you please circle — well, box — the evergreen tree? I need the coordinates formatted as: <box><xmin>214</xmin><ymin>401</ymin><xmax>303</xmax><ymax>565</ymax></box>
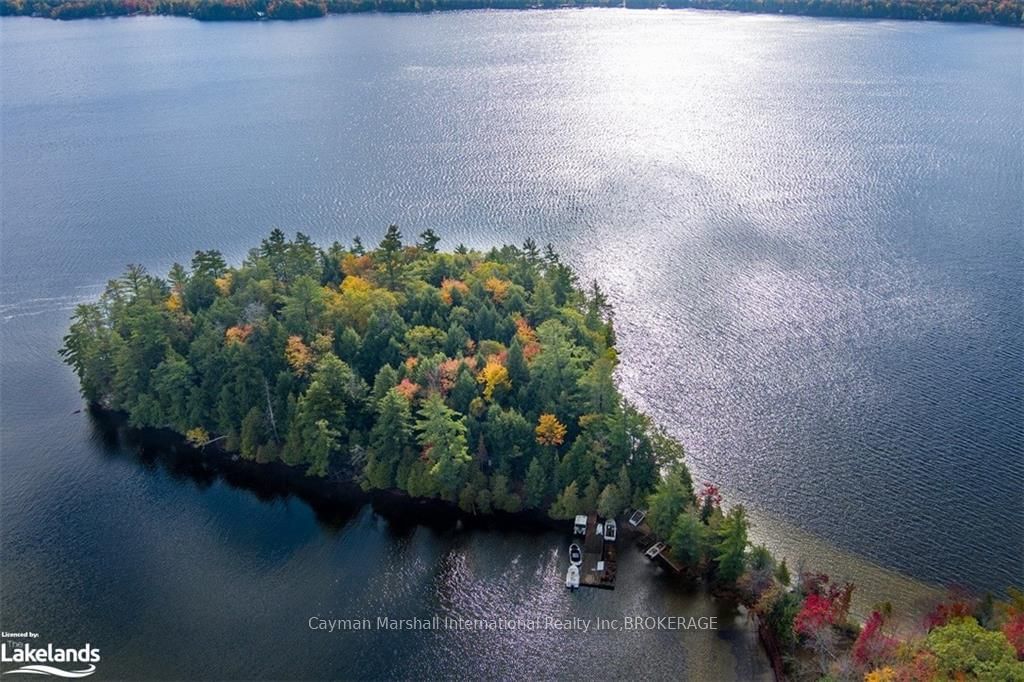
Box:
<box><xmin>580</xmin><ymin>353</ymin><xmax>618</xmax><ymax>415</ymax></box>
<box><xmin>669</xmin><ymin>511</ymin><xmax>708</xmax><ymax>566</ymax></box>
<box><xmin>597</xmin><ymin>483</ymin><xmax>625</xmax><ymax>519</ymax></box>
<box><xmin>418</xmin><ymin>229</ymin><xmax>441</xmax><ymax>253</ymax></box>
<box><xmin>281</xmin><ymin>275</ymin><xmax>325</xmax><ymax>337</ymax></box>
<box><xmin>365</xmin><ymin>387</ymin><xmax>413</xmax><ymax>489</ymax></box>
<box><xmin>529</xmin><ymin>276</ymin><xmax>556</xmax><ymax>322</ymax></box>
<box><xmin>506</xmin><ymin>336</ymin><xmax>529</xmax><ymax>388</ymax></box>
<box><xmin>524</xmin><ymin>457</ymin><xmax>547</xmax><ymax>509</ymax></box>
<box><xmin>549</xmin><ymin>481</ymin><xmax>581</xmax><ymax>520</ymax></box>
<box><xmin>582</xmin><ymin>476</ymin><xmax>600</xmax><ymax>512</ymax></box>
<box><xmin>283</xmin><ymin>353</ymin><xmax>353</xmax><ymax>472</ymax></box>
<box><xmin>529</xmin><ymin>320</ymin><xmax>585</xmax><ymax>419</ymax></box>
<box><xmin>713</xmin><ymin>505</ymin><xmax>749</xmax><ymax>584</ymax></box>
<box><xmin>240</xmin><ymin>406</ymin><xmax>264</xmax><ymax>460</ymax></box>
<box><xmin>775</xmin><ymin>558</ymin><xmax>791</xmax><ymax>587</ymax></box>
<box><xmin>307</xmin><ymin>418</ymin><xmax>341</xmax><ymax>477</ymax></box>
<box><xmin>449</xmin><ymin>365</ymin><xmax>478</xmax><ymax>414</ymax></box>
<box><xmin>616</xmin><ymin>465</ymin><xmax>633</xmax><ymax>512</ymax></box>
<box><xmin>371</xmin><ymin>364</ymin><xmax>399</xmax><ymax>404</ymax></box>
<box><xmin>416</xmin><ymin>393</ymin><xmax>471</xmax><ymax>499</ymax></box>
<box><xmin>647</xmin><ymin>463</ymin><xmax>694</xmax><ymax>538</ymax></box>
<box><xmin>379</xmin><ymin>224</ymin><xmax>404</xmax><ymax>290</ymax></box>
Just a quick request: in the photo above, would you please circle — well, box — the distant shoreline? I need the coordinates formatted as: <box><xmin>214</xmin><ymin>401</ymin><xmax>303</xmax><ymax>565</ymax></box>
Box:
<box><xmin>1</xmin><ymin>1</ymin><xmax>1020</xmax><ymax>27</ymax></box>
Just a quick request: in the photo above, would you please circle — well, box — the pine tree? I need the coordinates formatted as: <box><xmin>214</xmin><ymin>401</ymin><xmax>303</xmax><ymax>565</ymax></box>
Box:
<box><xmin>416</xmin><ymin>393</ymin><xmax>471</xmax><ymax>499</ymax></box>
<box><xmin>713</xmin><ymin>505</ymin><xmax>749</xmax><ymax>584</ymax></box>
<box><xmin>365</xmin><ymin>387</ymin><xmax>413</xmax><ymax>489</ymax></box>
<box><xmin>647</xmin><ymin>464</ymin><xmax>693</xmax><ymax>538</ymax></box>
<box><xmin>379</xmin><ymin>224</ymin><xmax>403</xmax><ymax>290</ymax></box>
<box><xmin>597</xmin><ymin>483</ymin><xmax>624</xmax><ymax>519</ymax></box>
<box><xmin>506</xmin><ymin>336</ymin><xmax>529</xmax><ymax>388</ymax></box>
<box><xmin>548</xmin><ymin>481</ymin><xmax>581</xmax><ymax>520</ymax></box>
<box><xmin>371</xmin><ymin>364</ymin><xmax>399</xmax><ymax>404</ymax></box>
<box><xmin>669</xmin><ymin>511</ymin><xmax>708</xmax><ymax>566</ymax></box>
<box><xmin>524</xmin><ymin>457</ymin><xmax>547</xmax><ymax>509</ymax></box>
<box><xmin>616</xmin><ymin>465</ymin><xmax>633</xmax><ymax>511</ymax></box>
<box><xmin>240</xmin><ymin>406</ymin><xmax>264</xmax><ymax>460</ymax></box>
<box><xmin>449</xmin><ymin>365</ymin><xmax>478</xmax><ymax>414</ymax></box>
<box><xmin>418</xmin><ymin>229</ymin><xmax>441</xmax><ymax>253</ymax></box>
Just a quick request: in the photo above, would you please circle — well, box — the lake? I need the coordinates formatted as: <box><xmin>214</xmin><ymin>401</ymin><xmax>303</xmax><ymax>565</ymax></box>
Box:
<box><xmin>1</xmin><ymin>9</ymin><xmax>1021</xmax><ymax>679</ymax></box>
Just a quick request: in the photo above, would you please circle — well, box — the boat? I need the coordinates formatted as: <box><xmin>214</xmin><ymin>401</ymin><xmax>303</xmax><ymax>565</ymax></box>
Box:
<box><xmin>573</xmin><ymin>514</ymin><xmax>587</xmax><ymax>536</ymax></box>
<box><xmin>628</xmin><ymin>509</ymin><xmax>646</xmax><ymax>527</ymax></box>
<box><xmin>569</xmin><ymin>543</ymin><xmax>582</xmax><ymax>566</ymax></box>
<box><xmin>645</xmin><ymin>541</ymin><xmax>666</xmax><ymax>559</ymax></box>
<box><xmin>604</xmin><ymin>519</ymin><xmax>617</xmax><ymax>542</ymax></box>
<box><xmin>565</xmin><ymin>564</ymin><xmax>580</xmax><ymax>590</ymax></box>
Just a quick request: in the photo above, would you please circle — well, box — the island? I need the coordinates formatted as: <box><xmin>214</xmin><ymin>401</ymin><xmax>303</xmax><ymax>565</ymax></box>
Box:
<box><xmin>60</xmin><ymin>227</ymin><xmax>1024</xmax><ymax>680</ymax></box>
<box><xmin>2</xmin><ymin>0</ymin><xmax>1021</xmax><ymax>27</ymax></box>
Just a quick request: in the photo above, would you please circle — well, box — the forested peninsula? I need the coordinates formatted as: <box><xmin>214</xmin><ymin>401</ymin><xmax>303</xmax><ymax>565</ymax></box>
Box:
<box><xmin>2</xmin><ymin>0</ymin><xmax>1020</xmax><ymax>27</ymax></box>
<box><xmin>61</xmin><ymin>229</ymin><xmax>1024</xmax><ymax>680</ymax></box>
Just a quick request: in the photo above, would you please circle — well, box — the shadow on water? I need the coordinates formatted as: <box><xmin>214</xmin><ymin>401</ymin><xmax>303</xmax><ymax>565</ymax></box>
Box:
<box><xmin>75</xmin><ymin>407</ymin><xmax>775</xmax><ymax>680</ymax></box>
<box><xmin>84</xmin><ymin>406</ymin><xmax>562</xmax><ymax>538</ymax></box>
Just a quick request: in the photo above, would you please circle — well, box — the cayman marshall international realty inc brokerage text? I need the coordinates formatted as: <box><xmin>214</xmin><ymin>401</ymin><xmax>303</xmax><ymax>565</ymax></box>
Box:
<box><xmin>309</xmin><ymin>616</ymin><xmax>719</xmax><ymax>633</ymax></box>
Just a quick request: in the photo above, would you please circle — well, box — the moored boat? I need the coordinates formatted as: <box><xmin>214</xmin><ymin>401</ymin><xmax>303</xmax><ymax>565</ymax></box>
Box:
<box><xmin>604</xmin><ymin>519</ymin><xmax>617</xmax><ymax>542</ymax></box>
<box><xmin>565</xmin><ymin>564</ymin><xmax>580</xmax><ymax>590</ymax></box>
<box><xmin>569</xmin><ymin>543</ymin><xmax>583</xmax><ymax>566</ymax></box>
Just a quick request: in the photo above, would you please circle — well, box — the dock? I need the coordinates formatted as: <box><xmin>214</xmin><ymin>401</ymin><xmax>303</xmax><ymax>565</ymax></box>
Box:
<box><xmin>578</xmin><ymin>513</ymin><xmax>616</xmax><ymax>589</ymax></box>
<box><xmin>629</xmin><ymin>509</ymin><xmax>685</xmax><ymax>574</ymax></box>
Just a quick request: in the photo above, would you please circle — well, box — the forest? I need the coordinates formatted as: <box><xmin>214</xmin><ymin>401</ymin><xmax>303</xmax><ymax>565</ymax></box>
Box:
<box><xmin>61</xmin><ymin>228</ymin><xmax>674</xmax><ymax>521</ymax></box>
<box><xmin>1</xmin><ymin>0</ymin><xmax>1020</xmax><ymax>26</ymax></box>
<box><xmin>60</xmin><ymin>228</ymin><xmax>1024</xmax><ymax>680</ymax></box>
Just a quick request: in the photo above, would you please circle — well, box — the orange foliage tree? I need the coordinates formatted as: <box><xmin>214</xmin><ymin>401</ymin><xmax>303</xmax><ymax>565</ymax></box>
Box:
<box><xmin>225</xmin><ymin>324</ymin><xmax>253</xmax><ymax>346</ymax></box>
<box><xmin>285</xmin><ymin>335</ymin><xmax>313</xmax><ymax>376</ymax></box>
<box><xmin>439</xmin><ymin>277</ymin><xmax>469</xmax><ymax>305</ymax></box>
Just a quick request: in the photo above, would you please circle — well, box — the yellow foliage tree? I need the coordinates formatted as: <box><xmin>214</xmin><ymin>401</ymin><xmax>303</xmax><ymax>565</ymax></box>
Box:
<box><xmin>186</xmin><ymin>427</ymin><xmax>210</xmax><ymax>447</ymax></box>
<box><xmin>214</xmin><ymin>273</ymin><xmax>233</xmax><ymax>296</ymax></box>
<box><xmin>483</xmin><ymin>277</ymin><xmax>511</xmax><ymax>303</ymax></box>
<box><xmin>285</xmin><ymin>335</ymin><xmax>313</xmax><ymax>376</ymax></box>
<box><xmin>323</xmin><ymin>275</ymin><xmax>397</xmax><ymax>334</ymax></box>
<box><xmin>165</xmin><ymin>292</ymin><xmax>183</xmax><ymax>313</ymax></box>
<box><xmin>863</xmin><ymin>667</ymin><xmax>896</xmax><ymax>682</ymax></box>
<box><xmin>535</xmin><ymin>414</ymin><xmax>567</xmax><ymax>447</ymax></box>
<box><xmin>478</xmin><ymin>358</ymin><xmax>511</xmax><ymax>401</ymax></box>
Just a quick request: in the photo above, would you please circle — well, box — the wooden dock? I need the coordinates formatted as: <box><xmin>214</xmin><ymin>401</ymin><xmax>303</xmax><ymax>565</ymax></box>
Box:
<box><xmin>578</xmin><ymin>513</ymin><xmax>616</xmax><ymax>589</ymax></box>
<box><xmin>630</xmin><ymin>510</ymin><xmax>685</xmax><ymax>574</ymax></box>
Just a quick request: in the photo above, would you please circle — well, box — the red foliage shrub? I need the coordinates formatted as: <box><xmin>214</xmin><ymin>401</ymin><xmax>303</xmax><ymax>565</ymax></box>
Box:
<box><xmin>924</xmin><ymin>596</ymin><xmax>973</xmax><ymax>631</ymax></box>
<box><xmin>852</xmin><ymin>610</ymin><xmax>899</xmax><ymax>669</ymax></box>
<box><xmin>795</xmin><ymin>593</ymin><xmax>836</xmax><ymax>637</ymax></box>
<box><xmin>1003</xmin><ymin>611</ymin><xmax>1024</xmax><ymax>659</ymax></box>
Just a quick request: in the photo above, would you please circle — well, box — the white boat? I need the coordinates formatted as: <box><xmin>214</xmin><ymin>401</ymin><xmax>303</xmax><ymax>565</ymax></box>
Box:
<box><xmin>573</xmin><ymin>514</ymin><xmax>587</xmax><ymax>536</ymax></box>
<box><xmin>565</xmin><ymin>564</ymin><xmax>580</xmax><ymax>589</ymax></box>
<box><xmin>604</xmin><ymin>519</ymin><xmax>617</xmax><ymax>542</ymax></box>
<box><xmin>645</xmin><ymin>541</ymin><xmax>666</xmax><ymax>559</ymax></box>
<box><xmin>569</xmin><ymin>543</ymin><xmax>583</xmax><ymax>566</ymax></box>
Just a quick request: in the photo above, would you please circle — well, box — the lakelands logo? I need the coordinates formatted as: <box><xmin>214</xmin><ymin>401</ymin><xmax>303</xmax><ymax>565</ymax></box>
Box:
<box><xmin>0</xmin><ymin>639</ymin><xmax>100</xmax><ymax>678</ymax></box>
